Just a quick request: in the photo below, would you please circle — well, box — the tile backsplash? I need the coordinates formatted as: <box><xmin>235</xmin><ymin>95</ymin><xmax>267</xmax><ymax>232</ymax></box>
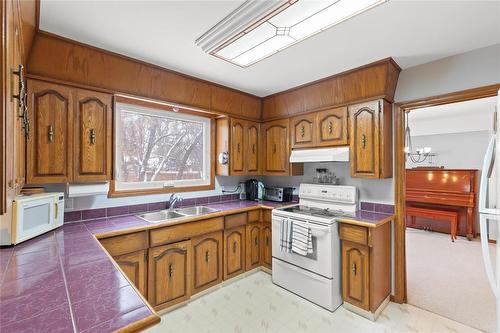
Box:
<box><xmin>64</xmin><ymin>194</ymin><xmax>239</xmax><ymax>223</ymax></box>
<box><xmin>360</xmin><ymin>201</ymin><xmax>395</xmax><ymax>214</ymax></box>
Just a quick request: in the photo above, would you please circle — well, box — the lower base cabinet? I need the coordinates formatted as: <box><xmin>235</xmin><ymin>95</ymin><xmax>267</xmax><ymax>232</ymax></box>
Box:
<box><xmin>224</xmin><ymin>226</ymin><xmax>246</xmax><ymax>280</ymax></box>
<box><xmin>148</xmin><ymin>240</ymin><xmax>192</xmax><ymax>311</ymax></box>
<box><xmin>113</xmin><ymin>249</ymin><xmax>147</xmax><ymax>296</ymax></box>
<box><xmin>192</xmin><ymin>231</ymin><xmax>223</xmax><ymax>294</ymax></box>
<box><xmin>260</xmin><ymin>224</ymin><xmax>272</xmax><ymax>269</ymax></box>
<box><xmin>339</xmin><ymin>222</ymin><xmax>391</xmax><ymax>315</ymax></box>
<box><xmin>246</xmin><ymin>223</ymin><xmax>261</xmax><ymax>271</ymax></box>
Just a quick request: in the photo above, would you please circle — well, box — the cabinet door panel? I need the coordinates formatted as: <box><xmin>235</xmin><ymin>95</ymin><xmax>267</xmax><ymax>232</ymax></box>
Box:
<box><xmin>245</xmin><ymin>224</ymin><xmax>261</xmax><ymax>271</ymax></box>
<box><xmin>148</xmin><ymin>240</ymin><xmax>191</xmax><ymax>310</ymax></box>
<box><xmin>192</xmin><ymin>232</ymin><xmax>223</xmax><ymax>294</ymax></box>
<box><xmin>317</xmin><ymin>107</ymin><xmax>348</xmax><ymax>146</ymax></box>
<box><xmin>261</xmin><ymin>224</ymin><xmax>272</xmax><ymax>269</ymax></box>
<box><xmin>342</xmin><ymin>242</ymin><xmax>370</xmax><ymax>310</ymax></box>
<box><xmin>291</xmin><ymin>114</ymin><xmax>315</xmax><ymax>148</ymax></box>
<box><xmin>114</xmin><ymin>250</ymin><xmax>147</xmax><ymax>296</ymax></box>
<box><xmin>246</xmin><ymin>122</ymin><xmax>259</xmax><ymax>174</ymax></box>
<box><xmin>349</xmin><ymin>101</ymin><xmax>380</xmax><ymax>178</ymax></box>
<box><xmin>224</xmin><ymin>226</ymin><xmax>245</xmax><ymax>280</ymax></box>
<box><xmin>263</xmin><ymin>119</ymin><xmax>289</xmax><ymax>175</ymax></box>
<box><xmin>231</xmin><ymin>120</ymin><xmax>244</xmax><ymax>174</ymax></box>
<box><xmin>27</xmin><ymin>80</ymin><xmax>72</xmax><ymax>183</ymax></box>
<box><xmin>74</xmin><ymin>90</ymin><xmax>112</xmax><ymax>182</ymax></box>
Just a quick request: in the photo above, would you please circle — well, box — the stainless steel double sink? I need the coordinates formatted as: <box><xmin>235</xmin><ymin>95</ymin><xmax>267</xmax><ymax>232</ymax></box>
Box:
<box><xmin>137</xmin><ymin>206</ymin><xmax>219</xmax><ymax>223</ymax></box>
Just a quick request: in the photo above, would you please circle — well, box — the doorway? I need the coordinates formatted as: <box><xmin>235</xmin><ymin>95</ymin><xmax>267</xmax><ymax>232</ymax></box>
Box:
<box><xmin>394</xmin><ymin>85</ymin><xmax>500</xmax><ymax>331</ymax></box>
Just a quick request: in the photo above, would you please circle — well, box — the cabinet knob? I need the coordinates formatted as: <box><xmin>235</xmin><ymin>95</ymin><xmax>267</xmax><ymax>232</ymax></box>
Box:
<box><xmin>352</xmin><ymin>263</ymin><xmax>357</xmax><ymax>276</ymax></box>
<box><xmin>168</xmin><ymin>263</ymin><xmax>174</xmax><ymax>277</ymax></box>
<box><xmin>328</xmin><ymin>121</ymin><xmax>333</xmax><ymax>134</ymax></box>
<box><xmin>89</xmin><ymin>129</ymin><xmax>96</xmax><ymax>145</ymax></box>
<box><xmin>254</xmin><ymin>236</ymin><xmax>258</xmax><ymax>246</ymax></box>
<box><xmin>205</xmin><ymin>250</ymin><xmax>210</xmax><ymax>263</ymax></box>
<box><xmin>48</xmin><ymin>125</ymin><xmax>54</xmax><ymax>142</ymax></box>
<box><xmin>252</xmin><ymin>144</ymin><xmax>256</xmax><ymax>154</ymax></box>
<box><xmin>233</xmin><ymin>241</ymin><xmax>237</xmax><ymax>254</ymax></box>
<box><xmin>237</xmin><ymin>143</ymin><xmax>240</xmax><ymax>153</ymax></box>
<box><xmin>265</xmin><ymin>236</ymin><xmax>269</xmax><ymax>246</ymax></box>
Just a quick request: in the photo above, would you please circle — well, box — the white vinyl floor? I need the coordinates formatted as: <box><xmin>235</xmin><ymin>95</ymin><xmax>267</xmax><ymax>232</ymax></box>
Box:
<box><xmin>146</xmin><ymin>271</ymin><xmax>481</xmax><ymax>333</ymax></box>
<box><xmin>406</xmin><ymin>228</ymin><xmax>496</xmax><ymax>332</ymax></box>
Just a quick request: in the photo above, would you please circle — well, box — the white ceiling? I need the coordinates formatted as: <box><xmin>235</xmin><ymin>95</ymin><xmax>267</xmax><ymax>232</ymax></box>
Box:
<box><xmin>39</xmin><ymin>0</ymin><xmax>500</xmax><ymax>97</ymax></box>
<box><xmin>408</xmin><ymin>96</ymin><xmax>497</xmax><ymax>136</ymax></box>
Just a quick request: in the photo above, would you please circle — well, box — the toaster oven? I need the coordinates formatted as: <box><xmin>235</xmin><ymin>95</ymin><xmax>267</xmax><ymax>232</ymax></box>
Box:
<box><xmin>264</xmin><ymin>187</ymin><xmax>294</xmax><ymax>202</ymax></box>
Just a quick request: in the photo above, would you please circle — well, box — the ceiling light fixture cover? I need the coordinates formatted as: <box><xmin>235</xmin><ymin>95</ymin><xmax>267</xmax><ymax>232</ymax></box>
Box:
<box><xmin>196</xmin><ymin>0</ymin><xmax>387</xmax><ymax>67</ymax></box>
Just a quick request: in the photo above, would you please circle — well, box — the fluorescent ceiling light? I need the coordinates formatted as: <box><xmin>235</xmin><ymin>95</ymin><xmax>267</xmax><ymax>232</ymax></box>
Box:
<box><xmin>196</xmin><ymin>0</ymin><xmax>387</xmax><ymax>67</ymax></box>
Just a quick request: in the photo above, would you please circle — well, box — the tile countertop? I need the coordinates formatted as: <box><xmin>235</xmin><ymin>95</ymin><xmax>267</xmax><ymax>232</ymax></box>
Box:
<box><xmin>0</xmin><ymin>200</ymin><xmax>393</xmax><ymax>333</ymax></box>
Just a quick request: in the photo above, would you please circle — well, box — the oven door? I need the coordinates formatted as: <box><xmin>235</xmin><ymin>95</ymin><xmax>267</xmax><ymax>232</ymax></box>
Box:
<box><xmin>13</xmin><ymin>195</ymin><xmax>58</xmax><ymax>244</ymax></box>
<box><xmin>272</xmin><ymin>215</ymin><xmax>339</xmax><ymax>279</ymax></box>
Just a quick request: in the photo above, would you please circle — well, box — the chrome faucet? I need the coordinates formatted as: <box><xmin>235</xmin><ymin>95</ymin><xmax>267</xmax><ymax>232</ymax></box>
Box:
<box><xmin>168</xmin><ymin>193</ymin><xmax>183</xmax><ymax>210</ymax></box>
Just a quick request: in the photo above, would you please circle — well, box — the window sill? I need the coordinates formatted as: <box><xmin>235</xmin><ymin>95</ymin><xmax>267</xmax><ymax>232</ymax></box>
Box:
<box><xmin>108</xmin><ymin>181</ymin><xmax>215</xmax><ymax>198</ymax></box>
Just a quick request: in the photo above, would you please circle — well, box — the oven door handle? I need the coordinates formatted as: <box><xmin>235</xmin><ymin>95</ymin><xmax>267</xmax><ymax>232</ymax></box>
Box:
<box><xmin>290</xmin><ymin>220</ymin><xmax>331</xmax><ymax>233</ymax></box>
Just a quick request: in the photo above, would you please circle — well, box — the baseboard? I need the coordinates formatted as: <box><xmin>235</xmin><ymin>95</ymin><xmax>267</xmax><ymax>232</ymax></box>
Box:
<box><xmin>343</xmin><ymin>295</ymin><xmax>390</xmax><ymax>321</ymax></box>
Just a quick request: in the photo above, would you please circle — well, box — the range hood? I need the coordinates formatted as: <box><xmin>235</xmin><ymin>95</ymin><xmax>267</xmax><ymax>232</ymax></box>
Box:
<box><xmin>289</xmin><ymin>147</ymin><xmax>349</xmax><ymax>163</ymax></box>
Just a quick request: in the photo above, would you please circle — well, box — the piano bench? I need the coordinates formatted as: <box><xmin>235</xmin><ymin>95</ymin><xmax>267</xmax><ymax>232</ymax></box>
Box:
<box><xmin>406</xmin><ymin>207</ymin><xmax>459</xmax><ymax>242</ymax></box>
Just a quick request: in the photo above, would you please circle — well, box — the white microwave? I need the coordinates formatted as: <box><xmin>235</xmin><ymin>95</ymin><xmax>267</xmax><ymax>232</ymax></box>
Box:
<box><xmin>1</xmin><ymin>192</ymin><xmax>65</xmax><ymax>245</ymax></box>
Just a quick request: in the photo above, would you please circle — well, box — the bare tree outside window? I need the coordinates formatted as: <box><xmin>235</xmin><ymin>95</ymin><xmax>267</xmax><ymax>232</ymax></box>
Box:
<box><xmin>115</xmin><ymin>104</ymin><xmax>210</xmax><ymax>189</ymax></box>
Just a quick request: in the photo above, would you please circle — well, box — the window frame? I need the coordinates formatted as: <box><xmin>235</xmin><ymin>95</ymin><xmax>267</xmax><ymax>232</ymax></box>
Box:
<box><xmin>109</xmin><ymin>97</ymin><xmax>215</xmax><ymax>198</ymax></box>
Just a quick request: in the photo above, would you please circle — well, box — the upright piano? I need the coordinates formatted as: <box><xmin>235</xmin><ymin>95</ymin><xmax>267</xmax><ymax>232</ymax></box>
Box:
<box><xmin>405</xmin><ymin>168</ymin><xmax>478</xmax><ymax>240</ymax></box>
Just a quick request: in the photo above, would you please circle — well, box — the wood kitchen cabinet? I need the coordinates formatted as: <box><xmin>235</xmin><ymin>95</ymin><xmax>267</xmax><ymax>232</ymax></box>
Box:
<box><xmin>348</xmin><ymin>100</ymin><xmax>392</xmax><ymax>179</ymax></box>
<box><xmin>260</xmin><ymin>223</ymin><xmax>272</xmax><ymax>269</ymax></box>
<box><xmin>26</xmin><ymin>79</ymin><xmax>113</xmax><ymax>184</ymax></box>
<box><xmin>316</xmin><ymin>107</ymin><xmax>348</xmax><ymax>147</ymax></box>
<box><xmin>26</xmin><ymin>80</ymin><xmax>73</xmax><ymax>184</ymax></box>
<box><xmin>339</xmin><ymin>222</ymin><xmax>391</xmax><ymax>319</ymax></box>
<box><xmin>262</xmin><ymin>119</ymin><xmax>303</xmax><ymax>176</ymax></box>
<box><xmin>113</xmin><ymin>250</ymin><xmax>147</xmax><ymax>297</ymax></box>
<box><xmin>291</xmin><ymin>113</ymin><xmax>315</xmax><ymax>148</ymax></box>
<box><xmin>224</xmin><ymin>226</ymin><xmax>246</xmax><ymax>280</ymax></box>
<box><xmin>245</xmin><ymin>223</ymin><xmax>261</xmax><ymax>271</ymax></box>
<box><xmin>216</xmin><ymin>117</ymin><xmax>260</xmax><ymax>176</ymax></box>
<box><xmin>148</xmin><ymin>240</ymin><xmax>192</xmax><ymax>311</ymax></box>
<box><xmin>73</xmin><ymin>89</ymin><xmax>112</xmax><ymax>182</ymax></box>
<box><xmin>192</xmin><ymin>231</ymin><xmax>223</xmax><ymax>294</ymax></box>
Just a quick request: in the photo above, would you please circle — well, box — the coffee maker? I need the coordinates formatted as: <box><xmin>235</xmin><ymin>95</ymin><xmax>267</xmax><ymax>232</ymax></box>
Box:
<box><xmin>245</xmin><ymin>179</ymin><xmax>264</xmax><ymax>201</ymax></box>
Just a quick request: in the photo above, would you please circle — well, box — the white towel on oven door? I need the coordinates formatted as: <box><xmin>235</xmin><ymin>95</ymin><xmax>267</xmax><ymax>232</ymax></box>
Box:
<box><xmin>291</xmin><ymin>222</ymin><xmax>313</xmax><ymax>256</ymax></box>
<box><xmin>280</xmin><ymin>219</ymin><xmax>292</xmax><ymax>252</ymax></box>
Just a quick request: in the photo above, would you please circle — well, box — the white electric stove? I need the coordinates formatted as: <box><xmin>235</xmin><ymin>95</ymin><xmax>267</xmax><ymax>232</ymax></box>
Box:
<box><xmin>271</xmin><ymin>183</ymin><xmax>358</xmax><ymax>311</ymax></box>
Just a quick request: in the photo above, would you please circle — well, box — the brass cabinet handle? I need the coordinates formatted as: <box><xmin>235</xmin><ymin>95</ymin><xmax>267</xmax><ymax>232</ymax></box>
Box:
<box><xmin>328</xmin><ymin>122</ymin><xmax>333</xmax><ymax>134</ymax></box>
<box><xmin>265</xmin><ymin>236</ymin><xmax>269</xmax><ymax>246</ymax></box>
<box><xmin>48</xmin><ymin>125</ymin><xmax>54</xmax><ymax>142</ymax></box>
<box><xmin>233</xmin><ymin>241</ymin><xmax>237</xmax><ymax>254</ymax></box>
<box><xmin>90</xmin><ymin>129</ymin><xmax>96</xmax><ymax>145</ymax></box>
<box><xmin>237</xmin><ymin>143</ymin><xmax>240</xmax><ymax>153</ymax></box>
<box><xmin>252</xmin><ymin>144</ymin><xmax>256</xmax><ymax>154</ymax></box>
<box><xmin>205</xmin><ymin>250</ymin><xmax>210</xmax><ymax>263</ymax></box>
<box><xmin>300</xmin><ymin>125</ymin><xmax>305</xmax><ymax>137</ymax></box>
<box><xmin>168</xmin><ymin>264</ymin><xmax>174</xmax><ymax>277</ymax></box>
<box><xmin>254</xmin><ymin>236</ymin><xmax>258</xmax><ymax>246</ymax></box>
<box><xmin>361</xmin><ymin>134</ymin><xmax>367</xmax><ymax>149</ymax></box>
<box><xmin>272</xmin><ymin>144</ymin><xmax>276</xmax><ymax>154</ymax></box>
<box><xmin>352</xmin><ymin>263</ymin><xmax>357</xmax><ymax>276</ymax></box>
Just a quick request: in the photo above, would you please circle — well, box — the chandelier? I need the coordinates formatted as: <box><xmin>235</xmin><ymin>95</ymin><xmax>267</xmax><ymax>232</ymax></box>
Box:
<box><xmin>404</xmin><ymin>111</ymin><xmax>436</xmax><ymax>164</ymax></box>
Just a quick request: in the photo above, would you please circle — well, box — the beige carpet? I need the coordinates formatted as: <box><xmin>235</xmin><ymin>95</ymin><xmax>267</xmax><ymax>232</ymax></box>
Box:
<box><xmin>406</xmin><ymin>228</ymin><xmax>496</xmax><ymax>332</ymax></box>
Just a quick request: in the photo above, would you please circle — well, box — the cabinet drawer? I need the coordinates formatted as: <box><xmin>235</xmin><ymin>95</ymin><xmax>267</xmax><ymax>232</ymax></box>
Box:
<box><xmin>339</xmin><ymin>224</ymin><xmax>368</xmax><ymax>245</ymax></box>
<box><xmin>150</xmin><ymin>217</ymin><xmax>224</xmax><ymax>247</ymax></box>
<box><xmin>225</xmin><ymin>213</ymin><xmax>247</xmax><ymax>229</ymax></box>
<box><xmin>262</xmin><ymin>209</ymin><xmax>272</xmax><ymax>223</ymax></box>
<box><xmin>247</xmin><ymin>210</ymin><xmax>260</xmax><ymax>223</ymax></box>
<box><xmin>100</xmin><ymin>231</ymin><xmax>148</xmax><ymax>257</ymax></box>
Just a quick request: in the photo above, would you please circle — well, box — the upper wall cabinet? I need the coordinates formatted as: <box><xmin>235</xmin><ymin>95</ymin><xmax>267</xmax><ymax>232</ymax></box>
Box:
<box><xmin>262</xmin><ymin>119</ymin><xmax>303</xmax><ymax>176</ymax></box>
<box><xmin>73</xmin><ymin>90</ymin><xmax>112</xmax><ymax>182</ymax></box>
<box><xmin>26</xmin><ymin>79</ymin><xmax>112</xmax><ymax>184</ymax></box>
<box><xmin>216</xmin><ymin>117</ymin><xmax>260</xmax><ymax>176</ymax></box>
<box><xmin>290</xmin><ymin>113</ymin><xmax>315</xmax><ymax>149</ymax></box>
<box><xmin>316</xmin><ymin>107</ymin><xmax>348</xmax><ymax>147</ymax></box>
<box><xmin>27</xmin><ymin>80</ymin><xmax>73</xmax><ymax>184</ymax></box>
<box><xmin>348</xmin><ymin>100</ymin><xmax>392</xmax><ymax>179</ymax></box>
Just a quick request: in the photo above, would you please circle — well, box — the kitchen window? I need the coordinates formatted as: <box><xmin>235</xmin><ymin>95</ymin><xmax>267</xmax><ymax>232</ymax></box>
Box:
<box><xmin>113</xmin><ymin>101</ymin><xmax>213</xmax><ymax>194</ymax></box>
